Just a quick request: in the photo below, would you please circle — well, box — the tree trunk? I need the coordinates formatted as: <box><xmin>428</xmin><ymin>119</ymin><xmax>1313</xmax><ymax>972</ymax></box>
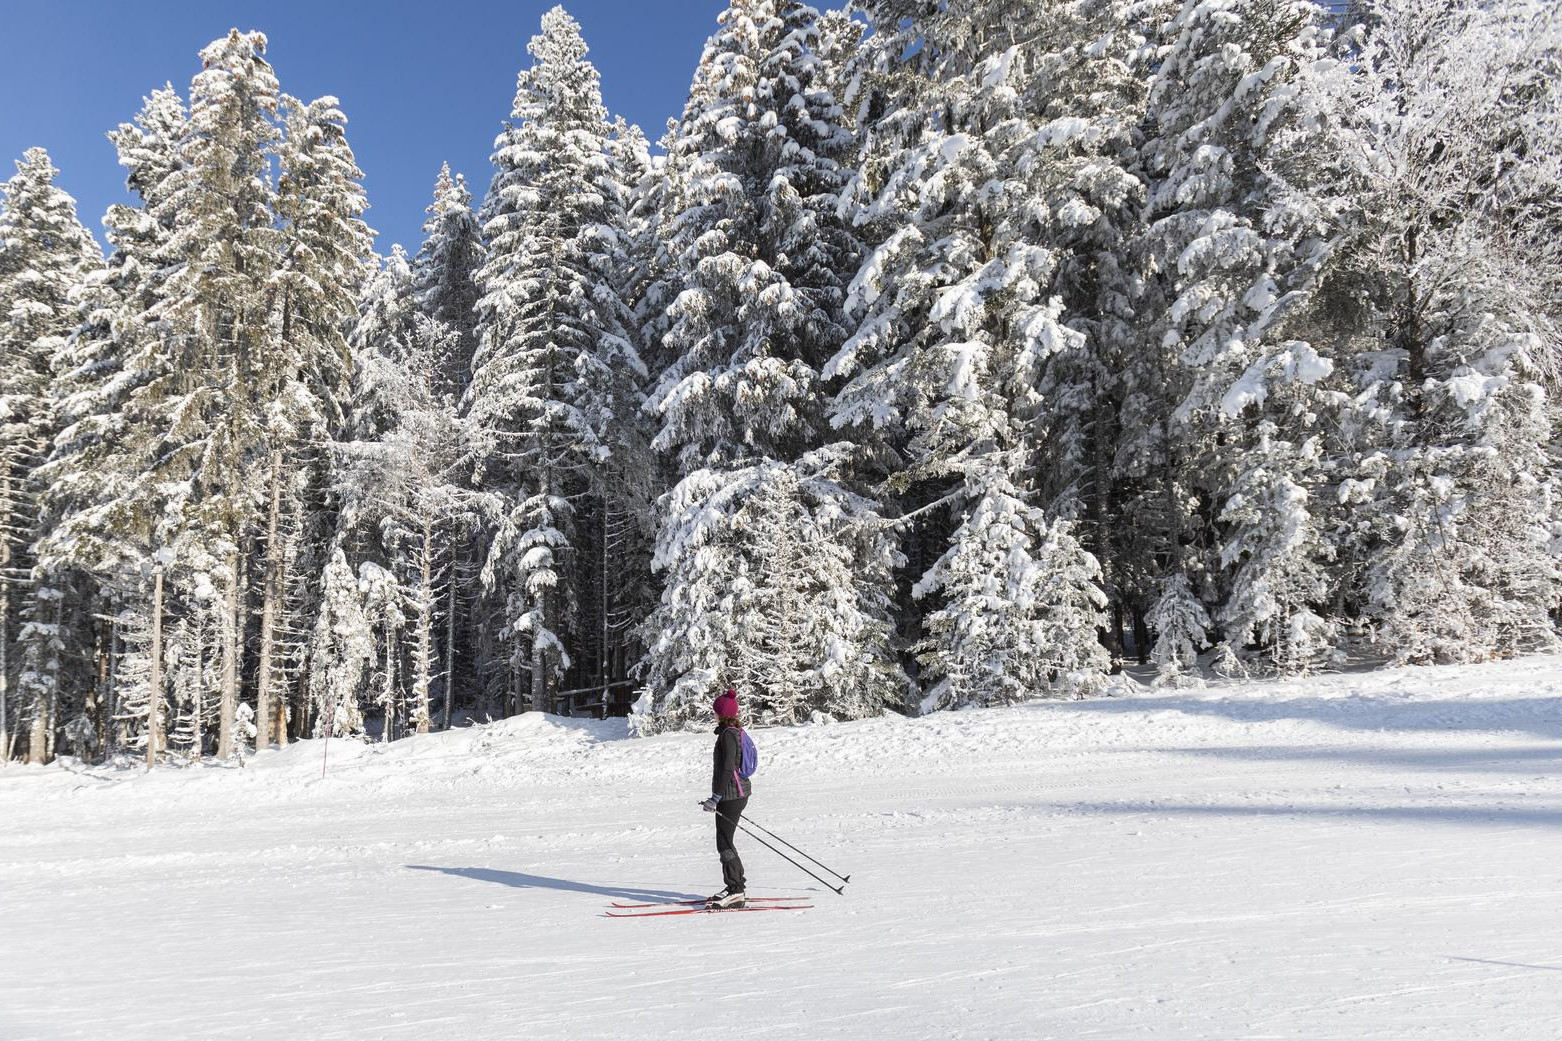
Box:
<box><xmin>147</xmin><ymin>569</ymin><xmax>164</xmax><ymax>767</ymax></box>
<box><xmin>256</xmin><ymin>449</ymin><xmax>283</xmax><ymax>749</ymax></box>
<box><xmin>1133</xmin><ymin>608</ymin><xmax>1151</xmax><ymax>667</ymax></box>
<box><xmin>0</xmin><ymin>465</ymin><xmax>11</xmax><ymax>765</ymax></box>
<box><xmin>414</xmin><ymin>515</ymin><xmax>433</xmax><ymax>734</ymax></box>
<box><xmin>217</xmin><ymin>551</ymin><xmax>240</xmax><ymax>759</ymax></box>
<box><xmin>442</xmin><ymin>523</ymin><xmax>459</xmax><ymax>731</ymax></box>
<box><xmin>93</xmin><ymin>616</ymin><xmax>111</xmax><ymax>761</ymax></box>
<box><xmin>106</xmin><ymin>613</ymin><xmax>120</xmax><ymax>757</ymax></box>
<box><xmin>1401</xmin><ymin>222</ymin><xmax>1425</xmax><ymax>422</ymax></box>
<box><xmin>236</xmin><ymin>546</ymin><xmax>250</xmax><ymax>723</ymax></box>
<box><xmin>382</xmin><ymin>633</ymin><xmax>396</xmax><ymax>743</ymax></box>
<box><xmin>1110</xmin><ymin>602</ymin><xmax>1127</xmax><ymax>670</ymax></box>
<box><xmin>532</xmin><ymin>622</ymin><xmax>547</xmax><ymax>716</ymax></box>
<box><xmin>26</xmin><ymin>603</ymin><xmax>55</xmax><ymax>765</ymax></box>
<box><xmin>0</xmin><ymin>567</ymin><xmax>8</xmax><ymax>767</ymax></box>
<box><xmin>192</xmin><ymin>614</ymin><xmax>205</xmax><ymax>757</ymax></box>
<box><xmin>600</xmin><ymin>501</ymin><xmax>610</xmax><ymax>719</ymax></box>
<box><xmin>532</xmin><ymin>467</ymin><xmax>550</xmax><ymax>718</ymax></box>
<box><xmin>23</xmin><ymin>599</ymin><xmax>57</xmax><ymax>764</ymax></box>
<box><xmin>274</xmin><ymin>524</ymin><xmax>294</xmax><ymax>747</ymax></box>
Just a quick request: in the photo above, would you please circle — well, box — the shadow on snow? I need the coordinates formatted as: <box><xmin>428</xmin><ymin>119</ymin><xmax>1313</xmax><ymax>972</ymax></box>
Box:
<box><xmin>405</xmin><ymin>864</ymin><xmax>702</xmax><ymax>903</ymax></box>
<box><xmin>1061</xmin><ymin>800</ymin><xmax>1562</xmax><ymax>827</ymax></box>
<box><xmin>1155</xmin><ymin>743</ymin><xmax>1562</xmax><ymax>776</ymax></box>
<box><xmin>1071</xmin><ymin>693</ymin><xmax>1562</xmax><ymax>742</ymax></box>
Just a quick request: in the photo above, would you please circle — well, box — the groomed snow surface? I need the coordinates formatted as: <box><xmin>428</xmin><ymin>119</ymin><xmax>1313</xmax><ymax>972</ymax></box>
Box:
<box><xmin>4</xmin><ymin>657</ymin><xmax>1560</xmax><ymax>1041</ymax></box>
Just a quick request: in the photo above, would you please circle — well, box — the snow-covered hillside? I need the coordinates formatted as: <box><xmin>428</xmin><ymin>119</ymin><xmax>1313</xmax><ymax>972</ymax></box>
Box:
<box><xmin>4</xmin><ymin>657</ymin><xmax>1560</xmax><ymax>1041</ymax></box>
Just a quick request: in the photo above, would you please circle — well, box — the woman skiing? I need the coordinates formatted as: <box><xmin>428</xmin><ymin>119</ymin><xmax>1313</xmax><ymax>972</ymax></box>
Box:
<box><xmin>701</xmin><ymin>688</ymin><xmax>750</xmax><ymax>908</ymax></box>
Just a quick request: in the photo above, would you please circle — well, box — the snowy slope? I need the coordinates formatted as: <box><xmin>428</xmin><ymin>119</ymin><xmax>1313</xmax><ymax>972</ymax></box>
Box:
<box><xmin>3</xmin><ymin>657</ymin><xmax>1560</xmax><ymax>1041</ymax></box>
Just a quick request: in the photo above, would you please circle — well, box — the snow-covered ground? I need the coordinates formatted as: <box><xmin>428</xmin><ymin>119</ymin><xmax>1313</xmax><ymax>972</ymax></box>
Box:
<box><xmin>3</xmin><ymin>657</ymin><xmax>1560</xmax><ymax>1041</ymax></box>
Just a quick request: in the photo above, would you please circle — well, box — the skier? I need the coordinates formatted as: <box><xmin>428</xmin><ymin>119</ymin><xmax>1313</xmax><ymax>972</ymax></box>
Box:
<box><xmin>701</xmin><ymin>688</ymin><xmax>750</xmax><ymax>908</ymax></box>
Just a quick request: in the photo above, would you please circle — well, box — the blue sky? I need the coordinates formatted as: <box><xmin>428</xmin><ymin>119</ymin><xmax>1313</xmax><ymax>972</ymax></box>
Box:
<box><xmin>0</xmin><ymin>0</ymin><xmax>732</xmax><ymax>253</ymax></box>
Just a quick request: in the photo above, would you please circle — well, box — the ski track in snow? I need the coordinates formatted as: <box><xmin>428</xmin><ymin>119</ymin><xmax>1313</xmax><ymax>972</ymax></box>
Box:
<box><xmin>3</xmin><ymin>657</ymin><xmax>1561</xmax><ymax>1040</ymax></box>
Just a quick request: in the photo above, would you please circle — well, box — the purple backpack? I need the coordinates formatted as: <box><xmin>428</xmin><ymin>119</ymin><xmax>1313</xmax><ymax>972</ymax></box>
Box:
<box><xmin>737</xmin><ymin>729</ymin><xmax>758</xmax><ymax>780</ymax></box>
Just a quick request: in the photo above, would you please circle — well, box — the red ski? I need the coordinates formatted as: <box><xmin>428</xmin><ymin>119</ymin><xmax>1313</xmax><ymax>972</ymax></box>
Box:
<box><xmin>603</xmin><ymin>903</ymin><xmax>813</xmax><ymax>918</ymax></box>
<box><xmin>609</xmin><ymin>896</ymin><xmax>810</xmax><ymax>909</ymax></box>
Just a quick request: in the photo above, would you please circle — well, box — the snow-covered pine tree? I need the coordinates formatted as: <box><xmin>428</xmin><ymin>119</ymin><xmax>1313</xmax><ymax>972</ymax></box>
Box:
<box><xmin>635</xmin><ymin>448</ymin><xmax>903</xmax><ymax>732</ymax></box>
<box><xmin>648</xmin><ymin>0</ymin><xmax>863</xmax><ymax>472</ymax></box>
<box><xmin>626</xmin><ymin>119</ymin><xmax>686</xmax><ymax>386</ymax></box>
<box><xmin>1272</xmin><ymin>0</ymin><xmax>1562</xmax><ymax>662</ymax></box>
<box><xmin>606</xmin><ymin>117</ymin><xmax>653</xmax><ymax>320</ymax></box>
<box><xmin>165</xmin><ymin>549</ymin><xmax>229</xmax><ymax>756</ymax></box>
<box><xmin>22</xmin><ymin>88</ymin><xmax>192</xmax><ymax>764</ymax></box>
<box><xmin>35</xmin><ymin>90</ymin><xmax>186</xmax><ymax>614</ymax></box>
<box><xmin>263</xmin><ymin>91</ymin><xmax>374</xmax><ymax>747</ymax></box>
<box><xmin>30</xmin><ymin>265</ymin><xmax>128</xmax><ymax>760</ymax></box>
<box><xmin>636</xmin><ymin>1</ymin><xmax>904</xmax><ymax>727</ymax></box>
<box><xmin>307</xmin><ymin>548</ymin><xmax>372</xmax><ymax>737</ymax></box>
<box><xmin>470</xmin><ymin>7</ymin><xmax>643</xmax><ymax>714</ymax></box>
<box><xmin>357</xmin><ymin>561</ymin><xmax>403</xmax><ymax>741</ymax></box>
<box><xmin>346</xmin><ymin>248</ymin><xmax>419</xmax><ymax>443</ymax></box>
<box><xmin>914</xmin><ymin>460</ymin><xmax>1111</xmax><ymax>710</ymax></box>
<box><xmin>1214</xmin><ymin>421</ymin><xmax>1336</xmax><ymax>673</ymax></box>
<box><xmin>341</xmin><ymin>253</ymin><xmax>469</xmax><ymax>734</ymax></box>
<box><xmin>0</xmin><ymin>148</ymin><xmax>102</xmax><ymax>762</ymax></box>
<box><xmin>1145</xmin><ymin>571</ymin><xmax>1211</xmax><ymax>686</ymax></box>
<box><xmin>1130</xmin><ymin>0</ymin><xmax>1337</xmax><ymax>673</ymax></box>
<box><xmin>1019</xmin><ymin>0</ymin><xmax>1154</xmax><ymax>568</ymax></box>
<box><xmin>588</xmin><ymin>116</ymin><xmax>660</xmax><ymax>712</ymax></box>
<box><xmin>167</xmin><ymin>610</ymin><xmax>216</xmax><ymax>756</ymax></box>
<box><xmin>831</xmin><ymin>0</ymin><xmax>1135</xmax><ymax>707</ymax></box>
<box><xmin>407</xmin><ymin>169</ymin><xmax>488</xmax><ymax>721</ymax></box>
<box><xmin>271</xmin><ymin>92</ymin><xmax>372</xmax><ymax>440</ymax></box>
<box><xmin>107</xmin><ymin>589</ymin><xmax>157</xmax><ymax>759</ymax></box>
<box><xmin>412</xmin><ymin>163</ymin><xmax>484</xmax><ymax>398</ymax></box>
<box><xmin>146</xmin><ymin>28</ymin><xmax>283</xmax><ymax>759</ymax></box>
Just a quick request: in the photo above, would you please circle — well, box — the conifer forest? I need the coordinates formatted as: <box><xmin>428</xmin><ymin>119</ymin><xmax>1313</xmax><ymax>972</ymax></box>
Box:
<box><xmin>1</xmin><ymin>0</ymin><xmax>1559</xmax><ymax>767</ymax></box>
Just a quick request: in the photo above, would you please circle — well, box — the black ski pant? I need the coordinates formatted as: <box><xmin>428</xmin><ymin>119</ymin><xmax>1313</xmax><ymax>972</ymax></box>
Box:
<box><xmin>715</xmin><ymin>796</ymin><xmax>748</xmax><ymax>892</ymax></box>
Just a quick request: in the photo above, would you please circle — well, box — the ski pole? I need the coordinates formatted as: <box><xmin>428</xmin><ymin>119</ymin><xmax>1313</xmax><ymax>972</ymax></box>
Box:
<box><xmin>707</xmin><ymin>806</ymin><xmax>846</xmax><ymax>896</ymax></box>
<box><xmin>731</xmin><ymin>814</ymin><xmax>850</xmax><ymax>885</ymax></box>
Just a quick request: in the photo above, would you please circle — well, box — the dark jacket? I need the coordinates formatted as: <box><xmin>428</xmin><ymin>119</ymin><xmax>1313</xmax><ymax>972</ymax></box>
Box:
<box><xmin>711</xmin><ymin>725</ymin><xmax>750</xmax><ymax>801</ymax></box>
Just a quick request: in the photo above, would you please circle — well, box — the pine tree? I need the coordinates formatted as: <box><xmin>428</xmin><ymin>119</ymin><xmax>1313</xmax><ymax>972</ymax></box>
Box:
<box><xmin>15</xmin><ymin>89</ymin><xmax>192</xmax><ymax>764</ymax></box>
<box><xmin>1213</xmin><ymin>424</ymin><xmax>1336</xmax><ymax>673</ymax></box>
<box><xmin>470</xmin><ymin>7</ymin><xmax>643</xmax><ymax>713</ymax></box>
<box><xmin>1131</xmin><ymin>0</ymin><xmax>1336</xmax><ymax>673</ymax></box>
<box><xmin>914</xmin><ymin>463</ymin><xmax>1110</xmax><ymax>710</ymax></box>
<box><xmin>409</xmin><ymin>169</ymin><xmax>486</xmax><ymax>721</ymax></box>
<box><xmin>357</xmin><ymin>561</ymin><xmax>403</xmax><ymax>741</ymax></box>
<box><xmin>307</xmin><ymin>548</ymin><xmax>371</xmax><ymax>737</ymax></box>
<box><xmin>36</xmin><ymin>87</ymin><xmax>187</xmax><ymax>577</ymax></box>
<box><xmin>260</xmin><ymin>90</ymin><xmax>374</xmax><ymax>747</ymax></box>
<box><xmin>1275</xmin><ymin>0</ymin><xmax>1562</xmax><ymax>662</ymax></box>
<box><xmin>636</xmin><ymin>449</ymin><xmax>903</xmax><ymax>731</ymax></box>
<box><xmin>0</xmin><ymin>148</ymin><xmax>102</xmax><ymax>762</ymax></box>
<box><xmin>636</xmin><ymin>1</ymin><xmax>900</xmax><ymax>726</ymax></box>
<box><xmin>1146</xmin><ymin>572</ymin><xmax>1211</xmax><ymax>686</ymax></box>
<box><xmin>648</xmin><ymin>0</ymin><xmax>863</xmax><ymax>473</ymax></box>
<box><xmin>145</xmin><ymin>28</ymin><xmax>283</xmax><ymax>758</ymax></box>
<box><xmin>831</xmin><ymin>0</ymin><xmax>1143</xmax><ymax>706</ymax></box>
<box><xmin>413</xmin><ymin>163</ymin><xmax>484</xmax><ymax>398</ymax></box>
<box><xmin>341</xmin><ymin>251</ymin><xmax>469</xmax><ymax>734</ymax></box>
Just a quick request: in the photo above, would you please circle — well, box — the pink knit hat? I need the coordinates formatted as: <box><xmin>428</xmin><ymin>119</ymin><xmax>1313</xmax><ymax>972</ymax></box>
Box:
<box><xmin>712</xmin><ymin>688</ymin><xmax>739</xmax><ymax>719</ymax></box>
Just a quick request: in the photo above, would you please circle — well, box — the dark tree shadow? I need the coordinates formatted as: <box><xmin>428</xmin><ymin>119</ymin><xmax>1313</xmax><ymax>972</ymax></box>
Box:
<box><xmin>406</xmin><ymin>865</ymin><xmax>702</xmax><ymax>903</ymax></box>
<box><xmin>1157</xmin><ymin>743</ymin><xmax>1562</xmax><ymax>776</ymax></box>
<box><xmin>1070</xmin><ymin>693</ymin><xmax>1562</xmax><ymax>742</ymax></box>
<box><xmin>1062</xmin><ymin>800</ymin><xmax>1562</xmax><ymax>827</ymax></box>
